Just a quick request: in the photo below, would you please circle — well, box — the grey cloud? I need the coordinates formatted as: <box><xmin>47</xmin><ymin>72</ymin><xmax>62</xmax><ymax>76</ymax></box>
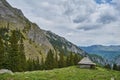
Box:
<box><xmin>7</xmin><ymin>0</ymin><xmax>120</xmax><ymax>46</ymax></box>
<box><xmin>73</xmin><ymin>16</ymin><xmax>86</xmax><ymax>23</ymax></box>
<box><xmin>77</xmin><ymin>24</ymin><xmax>102</xmax><ymax>31</ymax></box>
<box><xmin>97</xmin><ymin>14</ymin><xmax>117</xmax><ymax>24</ymax></box>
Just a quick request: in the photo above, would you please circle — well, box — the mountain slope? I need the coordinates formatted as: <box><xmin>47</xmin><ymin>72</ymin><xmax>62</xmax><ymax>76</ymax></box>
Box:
<box><xmin>88</xmin><ymin>54</ymin><xmax>106</xmax><ymax>66</ymax></box>
<box><xmin>115</xmin><ymin>55</ymin><xmax>120</xmax><ymax>65</ymax></box>
<box><xmin>0</xmin><ymin>0</ymin><xmax>86</xmax><ymax>60</ymax></box>
<box><xmin>45</xmin><ymin>31</ymin><xmax>86</xmax><ymax>55</ymax></box>
<box><xmin>80</xmin><ymin>45</ymin><xmax>120</xmax><ymax>64</ymax></box>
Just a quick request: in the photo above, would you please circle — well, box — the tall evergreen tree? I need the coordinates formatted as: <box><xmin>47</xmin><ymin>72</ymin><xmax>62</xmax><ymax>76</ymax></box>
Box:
<box><xmin>0</xmin><ymin>27</ymin><xmax>10</xmax><ymax>69</ymax></box>
<box><xmin>104</xmin><ymin>64</ymin><xmax>111</xmax><ymax>69</ymax></box>
<box><xmin>35</xmin><ymin>57</ymin><xmax>41</xmax><ymax>70</ymax></box>
<box><xmin>45</xmin><ymin>50</ymin><xmax>55</xmax><ymax>70</ymax></box>
<box><xmin>58</xmin><ymin>53</ymin><xmax>65</xmax><ymax>68</ymax></box>
<box><xmin>40</xmin><ymin>55</ymin><xmax>45</xmax><ymax>70</ymax></box>
<box><xmin>8</xmin><ymin>30</ymin><xmax>26</xmax><ymax>72</ymax></box>
<box><xmin>117</xmin><ymin>65</ymin><xmax>120</xmax><ymax>71</ymax></box>
<box><xmin>27</xmin><ymin>59</ymin><xmax>33</xmax><ymax>71</ymax></box>
<box><xmin>69</xmin><ymin>52</ymin><xmax>74</xmax><ymax>66</ymax></box>
<box><xmin>8</xmin><ymin>30</ymin><xmax>19</xmax><ymax>71</ymax></box>
<box><xmin>74</xmin><ymin>54</ymin><xmax>81</xmax><ymax>65</ymax></box>
<box><xmin>0</xmin><ymin>36</ymin><xmax>4</xmax><ymax>69</ymax></box>
<box><xmin>54</xmin><ymin>53</ymin><xmax>58</xmax><ymax>68</ymax></box>
<box><xmin>18</xmin><ymin>36</ymin><xmax>27</xmax><ymax>71</ymax></box>
<box><xmin>113</xmin><ymin>63</ymin><xmax>118</xmax><ymax>70</ymax></box>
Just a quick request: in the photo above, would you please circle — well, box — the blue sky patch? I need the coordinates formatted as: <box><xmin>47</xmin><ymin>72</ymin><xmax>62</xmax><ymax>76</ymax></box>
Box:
<box><xmin>95</xmin><ymin>0</ymin><xmax>112</xmax><ymax>4</ymax></box>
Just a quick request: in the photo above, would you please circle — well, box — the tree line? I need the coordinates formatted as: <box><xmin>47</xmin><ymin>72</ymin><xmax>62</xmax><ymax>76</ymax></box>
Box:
<box><xmin>0</xmin><ymin>26</ymin><xmax>82</xmax><ymax>72</ymax></box>
<box><xmin>26</xmin><ymin>50</ymin><xmax>82</xmax><ymax>71</ymax></box>
<box><xmin>0</xmin><ymin>26</ymin><xmax>26</xmax><ymax>72</ymax></box>
<box><xmin>104</xmin><ymin>63</ymin><xmax>120</xmax><ymax>71</ymax></box>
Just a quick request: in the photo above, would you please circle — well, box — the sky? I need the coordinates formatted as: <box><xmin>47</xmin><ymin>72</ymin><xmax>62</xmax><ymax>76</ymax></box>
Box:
<box><xmin>7</xmin><ymin>0</ymin><xmax>120</xmax><ymax>46</ymax></box>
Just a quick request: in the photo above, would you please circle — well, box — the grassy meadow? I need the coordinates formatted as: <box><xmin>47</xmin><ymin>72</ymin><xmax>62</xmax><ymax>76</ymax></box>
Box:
<box><xmin>0</xmin><ymin>66</ymin><xmax>120</xmax><ymax>80</ymax></box>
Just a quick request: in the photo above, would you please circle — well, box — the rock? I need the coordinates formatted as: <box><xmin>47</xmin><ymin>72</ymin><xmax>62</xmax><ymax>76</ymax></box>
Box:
<box><xmin>0</xmin><ymin>0</ymin><xmax>86</xmax><ymax>60</ymax></box>
<box><xmin>0</xmin><ymin>69</ymin><xmax>14</xmax><ymax>75</ymax></box>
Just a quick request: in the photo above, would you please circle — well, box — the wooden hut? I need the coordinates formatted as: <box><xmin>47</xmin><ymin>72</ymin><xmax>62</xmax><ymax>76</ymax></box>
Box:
<box><xmin>78</xmin><ymin>57</ymin><xmax>96</xmax><ymax>69</ymax></box>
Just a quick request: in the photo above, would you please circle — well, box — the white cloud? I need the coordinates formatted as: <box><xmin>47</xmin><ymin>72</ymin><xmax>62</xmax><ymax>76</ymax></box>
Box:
<box><xmin>6</xmin><ymin>0</ymin><xmax>120</xmax><ymax>46</ymax></box>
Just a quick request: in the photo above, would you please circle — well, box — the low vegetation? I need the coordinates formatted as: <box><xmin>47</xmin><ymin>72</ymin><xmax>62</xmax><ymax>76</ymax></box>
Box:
<box><xmin>0</xmin><ymin>66</ymin><xmax>120</xmax><ymax>80</ymax></box>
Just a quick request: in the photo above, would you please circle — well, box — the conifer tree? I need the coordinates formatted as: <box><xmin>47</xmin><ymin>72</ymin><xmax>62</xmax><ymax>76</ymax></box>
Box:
<box><xmin>104</xmin><ymin>64</ymin><xmax>111</xmax><ymax>69</ymax></box>
<box><xmin>69</xmin><ymin>52</ymin><xmax>74</xmax><ymax>66</ymax></box>
<box><xmin>45</xmin><ymin>50</ymin><xmax>54</xmax><ymax>70</ymax></box>
<box><xmin>18</xmin><ymin>36</ymin><xmax>27</xmax><ymax>71</ymax></box>
<box><xmin>117</xmin><ymin>65</ymin><xmax>120</xmax><ymax>71</ymax></box>
<box><xmin>40</xmin><ymin>55</ymin><xmax>45</xmax><ymax>70</ymax></box>
<box><xmin>8</xmin><ymin>30</ymin><xmax>20</xmax><ymax>72</ymax></box>
<box><xmin>66</xmin><ymin>55</ymin><xmax>70</xmax><ymax>66</ymax></box>
<box><xmin>8</xmin><ymin>30</ymin><xmax>27</xmax><ymax>72</ymax></box>
<box><xmin>27</xmin><ymin>59</ymin><xmax>33</xmax><ymax>71</ymax></box>
<box><xmin>3</xmin><ymin>39</ymin><xmax>10</xmax><ymax>69</ymax></box>
<box><xmin>54</xmin><ymin>53</ymin><xmax>58</xmax><ymax>68</ymax></box>
<box><xmin>58</xmin><ymin>53</ymin><xmax>65</xmax><ymax>68</ymax></box>
<box><xmin>35</xmin><ymin>57</ymin><xmax>41</xmax><ymax>70</ymax></box>
<box><xmin>113</xmin><ymin>63</ymin><xmax>117</xmax><ymax>70</ymax></box>
<box><xmin>74</xmin><ymin>54</ymin><xmax>81</xmax><ymax>65</ymax></box>
<box><xmin>0</xmin><ymin>35</ymin><xmax>4</xmax><ymax>69</ymax></box>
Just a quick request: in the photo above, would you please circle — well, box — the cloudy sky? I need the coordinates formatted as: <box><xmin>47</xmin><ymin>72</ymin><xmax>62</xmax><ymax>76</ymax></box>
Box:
<box><xmin>7</xmin><ymin>0</ymin><xmax>120</xmax><ymax>46</ymax></box>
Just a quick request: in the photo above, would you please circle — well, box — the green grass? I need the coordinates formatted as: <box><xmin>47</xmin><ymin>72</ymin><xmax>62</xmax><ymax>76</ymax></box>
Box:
<box><xmin>0</xmin><ymin>66</ymin><xmax>120</xmax><ymax>80</ymax></box>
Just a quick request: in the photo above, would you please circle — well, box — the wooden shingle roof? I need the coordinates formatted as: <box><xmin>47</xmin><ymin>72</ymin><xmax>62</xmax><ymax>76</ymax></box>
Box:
<box><xmin>78</xmin><ymin>57</ymin><xmax>96</xmax><ymax>65</ymax></box>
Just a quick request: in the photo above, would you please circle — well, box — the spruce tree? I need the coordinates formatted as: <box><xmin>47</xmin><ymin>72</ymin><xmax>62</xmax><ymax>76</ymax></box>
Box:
<box><xmin>0</xmin><ymin>35</ymin><xmax>4</xmax><ymax>69</ymax></box>
<box><xmin>69</xmin><ymin>52</ymin><xmax>74</xmax><ymax>66</ymax></box>
<box><xmin>117</xmin><ymin>65</ymin><xmax>120</xmax><ymax>71</ymax></box>
<box><xmin>8</xmin><ymin>30</ymin><xmax>27</xmax><ymax>72</ymax></box>
<box><xmin>40</xmin><ymin>55</ymin><xmax>45</xmax><ymax>70</ymax></box>
<box><xmin>113</xmin><ymin>63</ymin><xmax>117</xmax><ymax>70</ymax></box>
<box><xmin>8</xmin><ymin>30</ymin><xmax>19</xmax><ymax>71</ymax></box>
<box><xmin>27</xmin><ymin>59</ymin><xmax>33</xmax><ymax>71</ymax></box>
<box><xmin>104</xmin><ymin>64</ymin><xmax>111</xmax><ymax>69</ymax></box>
<box><xmin>35</xmin><ymin>57</ymin><xmax>41</xmax><ymax>70</ymax></box>
<box><xmin>45</xmin><ymin>50</ymin><xmax>54</xmax><ymax>70</ymax></box>
<box><xmin>58</xmin><ymin>53</ymin><xmax>65</xmax><ymax>68</ymax></box>
<box><xmin>54</xmin><ymin>53</ymin><xmax>58</xmax><ymax>68</ymax></box>
<box><xmin>74</xmin><ymin>54</ymin><xmax>81</xmax><ymax>65</ymax></box>
<box><xmin>66</xmin><ymin>55</ymin><xmax>70</xmax><ymax>66</ymax></box>
<box><xmin>18</xmin><ymin>36</ymin><xmax>27</xmax><ymax>71</ymax></box>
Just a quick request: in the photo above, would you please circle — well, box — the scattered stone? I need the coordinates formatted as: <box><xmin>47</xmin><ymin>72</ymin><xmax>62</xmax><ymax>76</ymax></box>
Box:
<box><xmin>0</xmin><ymin>69</ymin><xmax>14</xmax><ymax>75</ymax></box>
<box><xmin>111</xmin><ymin>77</ymin><xmax>115</xmax><ymax>80</ymax></box>
<box><xmin>25</xmin><ymin>76</ymin><xmax>29</xmax><ymax>79</ymax></box>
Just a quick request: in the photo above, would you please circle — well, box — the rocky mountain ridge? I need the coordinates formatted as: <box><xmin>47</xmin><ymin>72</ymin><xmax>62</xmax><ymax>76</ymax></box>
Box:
<box><xmin>0</xmin><ymin>0</ymin><xmax>86</xmax><ymax>60</ymax></box>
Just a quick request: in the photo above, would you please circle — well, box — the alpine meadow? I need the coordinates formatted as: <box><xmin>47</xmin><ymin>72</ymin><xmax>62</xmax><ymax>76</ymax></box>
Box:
<box><xmin>0</xmin><ymin>0</ymin><xmax>120</xmax><ymax>80</ymax></box>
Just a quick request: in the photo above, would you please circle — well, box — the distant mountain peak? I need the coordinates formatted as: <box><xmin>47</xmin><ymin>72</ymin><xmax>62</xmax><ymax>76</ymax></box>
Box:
<box><xmin>80</xmin><ymin>45</ymin><xmax>120</xmax><ymax>65</ymax></box>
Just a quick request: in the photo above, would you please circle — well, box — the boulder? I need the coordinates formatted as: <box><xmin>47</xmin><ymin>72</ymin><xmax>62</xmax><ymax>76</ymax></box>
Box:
<box><xmin>0</xmin><ymin>69</ymin><xmax>14</xmax><ymax>75</ymax></box>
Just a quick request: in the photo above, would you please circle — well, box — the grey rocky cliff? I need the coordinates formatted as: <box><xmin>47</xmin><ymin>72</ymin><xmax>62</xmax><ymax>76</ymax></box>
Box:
<box><xmin>45</xmin><ymin>31</ymin><xmax>86</xmax><ymax>55</ymax></box>
<box><xmin>27</xmin><ymin>24</ymin><xmax>54</xmax><ymax>52</ymax></box>
<box><xmin>0</xmin><ymin>0</ymin><xmax>54</xmax><ymax>53</ymax></box>
<box><xmin>0</xmin><ymin>0</ymin><xmax>86</xmax><ymax>56</ymax></box>
<box><xmin>0</xmin><ymin>0</ymin><xmax>25</xmax><ymax>23</ymax></box>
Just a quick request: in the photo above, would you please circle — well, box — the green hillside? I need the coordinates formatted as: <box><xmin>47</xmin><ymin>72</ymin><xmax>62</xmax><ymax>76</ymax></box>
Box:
<box><xmin>0</xmin><ymin>66</ymin><xmax>120</xmax><ymax>80</ymax></box>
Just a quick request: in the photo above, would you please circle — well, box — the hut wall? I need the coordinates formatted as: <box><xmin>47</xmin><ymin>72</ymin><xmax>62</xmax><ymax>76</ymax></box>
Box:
<box><xmin>79</xmin><ymin>65</ymin><xmax>91</xmax><ymax>68</ymax></box>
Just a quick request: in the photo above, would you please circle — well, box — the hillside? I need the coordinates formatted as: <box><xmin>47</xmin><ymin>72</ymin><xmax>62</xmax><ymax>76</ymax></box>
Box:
<box><xmin>80</xmin><ymin>45</ymin><xmax>120</xmax><ymax>64</ymax></box>
<box><xmin>88</xmin><ymin>54</ymin><xmax>106</xmax><ymax>66</ymax></box>
<box><xmin>45</xmin><ymin>31</ymin><xmax>86</xmax><ymax>55</ymax></box>
<box><xmin>115</xmin><ymin>55</ymin><xmax>120</xmax><ymax>65</ymax></box>
<box><xmin>0</xmin><ymin>66</ymin><xmax>120</xmax><ymax>80</ymax></box>
<box><xmin>0</xmin><ymin>0</ymin><xmax>86</xmax><ymax>61</ymax></box>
